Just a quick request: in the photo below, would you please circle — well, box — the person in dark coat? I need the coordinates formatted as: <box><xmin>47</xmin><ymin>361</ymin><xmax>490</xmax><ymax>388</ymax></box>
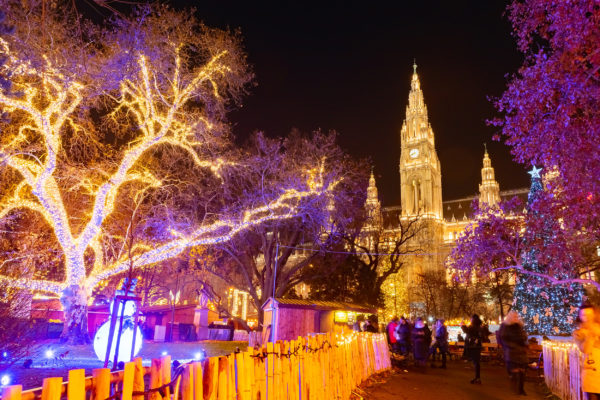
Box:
<box><xmin>498</xmin><ymin>311</ymin><xmax>529</xmax><ymax>396</ymax></box>
<box><xmin>394</xmin><ymin>317</ymin><xmax>411</xmax><ymax>356</ymax></box>
<box><xmin>364</xmin><ymin>319</ymin><xmax>377</xmax><ymax>333</ymax></box>
<box><xmin>412</xmin><ymin>318</ymin><xmax>430</xmax><ymax>366</ymax></box>
<box><xmin>430</xmin><ymin>319</ymin><xmax>449</xmax><ymax>368</ymax></box>
<box><xmin>463</xmin><ymin>314</ymin><xmax>484</xmax><ymax>384</ymax></box>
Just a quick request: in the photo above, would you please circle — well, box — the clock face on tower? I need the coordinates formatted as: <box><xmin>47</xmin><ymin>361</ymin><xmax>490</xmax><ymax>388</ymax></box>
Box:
<box><xmin>409</xmin><ymin>148</ymin><xmax>420</xmax><ymax>159</ymax></box>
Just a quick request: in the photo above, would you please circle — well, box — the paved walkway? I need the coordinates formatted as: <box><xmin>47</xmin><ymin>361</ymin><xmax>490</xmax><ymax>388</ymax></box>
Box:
<box><xmin>363</xmin><ymin>360</ymin><xmax>551</xmax><ymax>400</ymax></box>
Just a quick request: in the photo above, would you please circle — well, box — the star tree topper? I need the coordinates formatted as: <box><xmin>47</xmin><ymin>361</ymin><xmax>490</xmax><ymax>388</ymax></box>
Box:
<box><xmin>528</xmin><ymin>165</ymin><xmax>542</xmax><ymax>179</ymax></box>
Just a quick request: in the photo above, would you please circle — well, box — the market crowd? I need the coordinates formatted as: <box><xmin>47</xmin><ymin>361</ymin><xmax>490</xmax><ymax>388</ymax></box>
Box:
<box><xmin>356</xmin><ymin>302</ymin><xmax>600</xmax><ymax>399</ymax></box>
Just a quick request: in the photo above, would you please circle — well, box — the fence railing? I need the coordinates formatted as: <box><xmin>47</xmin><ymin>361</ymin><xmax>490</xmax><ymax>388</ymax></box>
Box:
<box><xmin>1</xmin><ymin>332</ymin><xmax>390</xmax><ymax>400</ymax></box>
<box><xmin>542</xmin><ymin>341</ymin><xmax>583</xmax><ymax>400</ymax></box>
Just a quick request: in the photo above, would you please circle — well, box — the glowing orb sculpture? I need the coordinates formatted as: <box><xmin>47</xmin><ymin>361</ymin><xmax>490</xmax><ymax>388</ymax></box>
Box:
<box><xmin>93</xmin><ymin>322</ymin><xmax>143</xmax><ymax>363</ymax></box>
<box><xmin>94</xmin><ymin>291</ymin><xmax>142</xmax><ymax>363</ymax></box>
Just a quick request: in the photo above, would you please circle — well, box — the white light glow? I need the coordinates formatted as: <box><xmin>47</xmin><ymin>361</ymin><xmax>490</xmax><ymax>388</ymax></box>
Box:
<box><xmin>93</xmin><ymin>323</ymin><xmax>143</xmax><ymax>363</ymax></box>
<box><xmin>45</xmin><ymin>349</ymin><xmax>54</xmax><ymax>358</ymax></box>
<box><xmin>1</xmin><ymin>374</ymin><xmax>10</xmax><ymax>386</ymax></box>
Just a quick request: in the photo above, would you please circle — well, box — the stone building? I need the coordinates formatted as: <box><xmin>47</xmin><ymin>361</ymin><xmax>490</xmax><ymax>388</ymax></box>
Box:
<box><xmin>365</xmin><ymin>63</ymin><xmax>527</xmax><ymax>311</ymax></box>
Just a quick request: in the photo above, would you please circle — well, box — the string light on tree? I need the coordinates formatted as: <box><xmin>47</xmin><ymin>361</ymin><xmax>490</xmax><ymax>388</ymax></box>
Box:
<box><xmin>512</xmin><ymin>166</ymin><xmax>584</xmax><ymax>336</ymax></box>
<box><xmin>0</xmin><ymin>19</ymin><xmax>342</xmax><ymax>343</ymax></box>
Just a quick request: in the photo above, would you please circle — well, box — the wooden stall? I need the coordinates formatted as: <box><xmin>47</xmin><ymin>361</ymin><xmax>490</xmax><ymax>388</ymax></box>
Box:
<box><xmin>262</xmin><ymin>298</ymin><xmax>376</xmax><ymax>342</ymax></box>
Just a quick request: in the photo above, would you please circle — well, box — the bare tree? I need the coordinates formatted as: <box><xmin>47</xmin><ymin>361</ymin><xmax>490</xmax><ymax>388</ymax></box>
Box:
<box><xmin>0</xmin><ymin>2</ymin><xmax>340</xmax><ymax>342</ymax></box>
<box><xmin>202</xmin><ymin>131</ymin><xmax>367</xmax><ymax>324</ymax></box>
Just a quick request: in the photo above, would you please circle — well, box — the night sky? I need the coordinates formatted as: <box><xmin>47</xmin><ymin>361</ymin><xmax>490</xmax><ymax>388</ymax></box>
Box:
<box><xmin>144</xmin><ymin>1</ymin><xmax>533</xmax><ymax>205</ymax></box>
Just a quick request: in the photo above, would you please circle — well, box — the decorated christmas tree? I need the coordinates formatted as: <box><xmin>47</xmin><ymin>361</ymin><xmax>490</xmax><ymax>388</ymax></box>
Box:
<box><xmin>512</xmin><ymin>167</ymin><xmax>584</xmax><ymax>336</ymax></box>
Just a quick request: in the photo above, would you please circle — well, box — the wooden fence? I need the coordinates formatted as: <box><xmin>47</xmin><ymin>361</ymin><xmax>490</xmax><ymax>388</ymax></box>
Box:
<box><xmin>1</xmin><ymin>332</ymin><xmax>390</xmax><ymax>400</ymax></box>
<box><xmin>542</xmin><ymin>341</ymin><xmax>582</xmax><ymax>400</ymax></box>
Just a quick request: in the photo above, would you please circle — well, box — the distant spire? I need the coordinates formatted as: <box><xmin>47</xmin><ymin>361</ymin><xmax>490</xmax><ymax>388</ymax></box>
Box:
<box><xmin>479</xmin><ymin>147</ymin><xmax>500</xmax><ymax>207</ymax></box>
<box><xmin>413</xmin><ymin>59</ymin><xmax>417</xmax><ymax>74</ymax></box>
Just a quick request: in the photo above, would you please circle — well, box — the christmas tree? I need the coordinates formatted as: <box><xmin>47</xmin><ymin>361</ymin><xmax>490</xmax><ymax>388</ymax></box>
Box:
<box><xmin>512</xmin><ymin>166</ymin><xmax>584</xmax><ymax>336</ymax></box>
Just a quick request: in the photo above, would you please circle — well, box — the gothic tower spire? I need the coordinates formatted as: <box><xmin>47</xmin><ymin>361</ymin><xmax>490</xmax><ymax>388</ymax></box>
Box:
<box><xmin>399</xmin><ymin>63</ymin><xmax>443</xmax><ymax>219</ymax></box>
<box><xmin>478</xmin><ymin>145</ymin><xmax>501</xmax><ymax>207</ymax></box>
<box><xmin>365</xmin><ymin>169</ymin><xmax>382</xmax><ymax>227</ymax></box>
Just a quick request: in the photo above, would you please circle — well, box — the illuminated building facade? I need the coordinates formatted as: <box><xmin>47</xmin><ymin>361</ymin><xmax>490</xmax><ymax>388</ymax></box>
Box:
<box><xmin>366</xmin><ymin>63</ymin><xmax>527</xmax><ymax>310</ymax></box>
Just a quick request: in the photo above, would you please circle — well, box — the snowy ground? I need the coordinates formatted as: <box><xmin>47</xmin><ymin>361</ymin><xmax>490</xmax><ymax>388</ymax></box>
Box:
<box><xmin>0</xmin><ymin>340</ymin><xmax>247</xmax><ymax>390</ymax></box>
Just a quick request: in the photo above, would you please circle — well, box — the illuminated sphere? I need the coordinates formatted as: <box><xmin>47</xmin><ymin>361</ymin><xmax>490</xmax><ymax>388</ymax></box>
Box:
<box><xmin>109</xmin><ymin>300</ymin><xmax>136</xmax><ymax>318</ymax></box>
<box><xmin>93</xmin><ymin>322</ymin><xmax>143</xmax><ymax>363</ymax></box>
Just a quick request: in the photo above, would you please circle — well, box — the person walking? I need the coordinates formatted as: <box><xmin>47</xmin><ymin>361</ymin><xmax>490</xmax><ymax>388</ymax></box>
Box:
<box><xmin>412</xmin><ymin>317</ymin><xmax>430</xmax><ymax>367</ymax></box>
<box><xmin>498</xmin><ymin>311</ymin><xmax>529</xmax><ymax>396</ymax></box>
<box><xmin>430</xmin><ymin>319</ymin><xmax>448</xmax><ymax>369</ymax></box>
<box><xmin>573</xmin><ymin>302</ymin><xmax>600</xmax><ymax>400</ymax></box>
<box><xmin>395</xmin><ymin>317</ymin><xmax>411</xmax><ymax>356</ymax></box>
<box><xmin>387</xmin><ymin>316</ymin><xmax>399</xmax><ymax>352</ymax></box>
<box><xmin>463</xmin><ymin>314</ymin><xmax>484</xmax><ymax>384</ymax></box>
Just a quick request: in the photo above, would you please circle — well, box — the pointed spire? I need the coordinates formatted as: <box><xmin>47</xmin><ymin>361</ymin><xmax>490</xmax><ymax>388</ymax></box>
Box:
<box><xmin>479</xmin><ymin>147</ymin><xmax>500</xmax><ymax>207</ymax></box>
<box><xmin>413</xmin><ymin>58</ymin><xmax>417</xmax><ymax>74</ymax></box>
<box><xmin>367</xmin><ymin>169</ymin><xmax>378</xmax><ymax>200</ymax></box>
<box><xmin>365</xmin><ymin>168</ymin><xmax>382</xmax><ymax>228</ymax></box>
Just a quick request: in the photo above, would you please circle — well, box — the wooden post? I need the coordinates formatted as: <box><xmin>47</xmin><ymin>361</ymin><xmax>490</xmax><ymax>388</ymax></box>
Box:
<box><xmin>172</xmin><ymin>374</ymin><xmax>182</xmax><ymax>400</ymax></box>
<box><xmin>160</xmin><ymin>356</ymin><xmax>171</xmax><ymax>400</ymax></box>
<box><xmin>289</xmin><ymin>340</ymin><xmax>299</xmax><ymax>400</ymax></box>
<box><xmin>180</xmin><ymin>364</ymin><xmax>193</xmax><ymax>400</ymax></box>
<box><xmin>255</xmin><ymin>348</ymin><xmax>266</xmax><ymax>400</ymax></box>
<box><xmin>281</xmin><ymin>342</ymin><xmax>290</xmax><ymax>400</ymax></box>
<box><xmin>2</xmin><ymin>385</ymin><xmax>22</xmax><ymax>400</ymax></box>
<box><xmin>237</xmin><ymin>352</ymin><xmax>251</xmax><ymax>400</ymax></box>
<box><xmin>132</xmin><ymin>358</ymin><xmax>145</xmax><ymax>400</ymax></box>
<box><xmin>227</xmin><ymin>354</ymin><xmax>236</xmax><ymax>400</ymax></box>
<box><xmin>204</xmin><ymin>357</ymin><xmax>219</xmax><ymax>400</ymax></box>
<box><xmin>150</xmin><ymin>358</ymin><xmax>163</xmax><ymax>400</ymax></box>
<box><xmin>298</xmin><ymin>337</ymin><xmax>306</xmax><ymax>400</ymax></box>
<box><xmin>192</xmin><ymin>362</ymin><xmax>204</xmax><ymax>400</ymax></box>
<box><xmin>92</xmin><ymin>369</ymin><xmax>110</xmax><ymax>400</ymax></box>
<box><xmin>274</xmin><ymin>342</ymin><xmax>283</xmax><ymax>400</ymax></box>
<box><xmin>217</xmin><ymin>357</ymin><xmax>229</xmax><ymax>400</ymax></box>
<box><xmin>42</xmin><ymin>377</ymin><xmax>63</xmax><ymax>400</ymax></box>
<box><xmin>121</xmin><ymin>362</ymin><xmax>135</xmax><ymax>400</ymax></box>
<box><xmin>244</xmin><ymin>350</ymin><xmax>256</xmax><ymax>400</ymax></box>
<box><xmin>67</xmin><ymin>369</ymin><xmax>85</xmax><ymax>400</ymax></box>
<box><xmin>266</xmin><ymin>342</ymin><xmax>274</xmax><ymax>400</ymax></box>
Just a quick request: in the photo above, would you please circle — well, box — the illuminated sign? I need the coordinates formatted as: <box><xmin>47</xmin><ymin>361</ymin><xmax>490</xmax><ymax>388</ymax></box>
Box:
<box><xmin>334</xmin><ymin>311</ymin><xmax>348</xmax><ymax>323</ymax></box>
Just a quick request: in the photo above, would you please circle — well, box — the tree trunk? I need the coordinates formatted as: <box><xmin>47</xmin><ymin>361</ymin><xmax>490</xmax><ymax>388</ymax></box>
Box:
<box><xmin>59</xmin><ymin>284</ymin><xmax>91</xmax><ymax>344</ymax></box>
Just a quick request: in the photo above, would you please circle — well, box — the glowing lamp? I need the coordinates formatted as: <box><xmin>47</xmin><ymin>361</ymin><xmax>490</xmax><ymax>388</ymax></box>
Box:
<box><xmin>161</xmin><ymin>351</ymin><xmax>168</xmax><ymax>356</ymax></box>
<box><xmin>45</xmin><ymin>349</ymin><xmax>54</xmax><ymax>359</ymax></box>
<box><xmin>93</xmin><ymin>323</ymin><xmax>143</xmax><ymax>363</ymax></box>
<box><xmin>194</xmin><ymin>352</ymin><xmax>203</xmax><ymax>361</ymax></box>
<box><xmin>1</xmin><ymin>374</ymin><xmax>10</xmax><ymax>386</ymax></box>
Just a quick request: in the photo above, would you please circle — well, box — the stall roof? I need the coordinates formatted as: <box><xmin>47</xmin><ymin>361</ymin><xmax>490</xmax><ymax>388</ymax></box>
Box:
<box><xmin>142</xmin><ymin>304</ymin><xmax>198</xmax><ymax>314</ymax></box>
<box><xmin>262</xmin><ymin>297</ymin><xmax>377</xmax><ymax>314</ymax></box>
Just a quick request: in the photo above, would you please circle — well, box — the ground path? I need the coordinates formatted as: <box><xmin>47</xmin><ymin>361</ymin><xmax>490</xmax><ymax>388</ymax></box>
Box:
<box><xmin>363</xmin><ymin>359</ymin><xmax>552</xmax><ymax>400</ymax></box>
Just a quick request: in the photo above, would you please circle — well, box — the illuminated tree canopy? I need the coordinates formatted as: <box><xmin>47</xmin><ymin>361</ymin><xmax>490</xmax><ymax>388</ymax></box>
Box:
<box><xmin>0</xmin><ymin>2</ymin><xmax>344</xmax><ymax>341</ymax></box>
